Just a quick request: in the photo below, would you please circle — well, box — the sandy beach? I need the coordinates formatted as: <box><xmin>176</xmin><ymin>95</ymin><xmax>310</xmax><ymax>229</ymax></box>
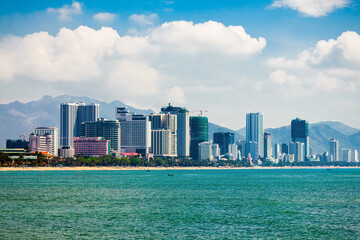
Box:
<box><xmin>0</xmin><ymin>166</ymin><xmax>359</xmax><ymax>171</ymax></box>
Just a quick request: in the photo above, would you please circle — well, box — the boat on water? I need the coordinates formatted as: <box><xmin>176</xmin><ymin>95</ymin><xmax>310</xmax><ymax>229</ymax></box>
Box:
<box><xmin>168</xmin><ymin>174</ymin><xmax>174</xmax><ymax>176</ymax></box>
<box><xmin>146</xmin><ymin>170</ymin><xmax>151</xmax><ymax>172</ymax></box>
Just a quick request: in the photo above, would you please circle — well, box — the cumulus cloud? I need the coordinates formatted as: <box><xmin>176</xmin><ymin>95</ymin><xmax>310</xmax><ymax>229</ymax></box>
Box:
<box><xmin>0</xmin><ymin>21</ymin><xmax>266</xmax><ymax>108</ymax></box>
<box><xmin>150</xmin><ymin>21</ymin><xmax>266</xmax><ymax>56</ymax></box>
<box><xmin>47</xmin><ymin>1</ymin><xmax>83</xmax><ymax>20</ymax></box>
<box><xmin>269</xmin><ymin>0</ymin><xmax>350</xmax><ymax>17</ymax></box>
<box><xmin>93</xmin><ymin>12</ymin><xmax>116</xmax><ymax>22</ymax></box>
<box><xmin>267</xmin><ymin>31</ymin><xmax>360</xmax><ymax>93</ymax></box>
<box><xmin>129</xmin><ymin>13</ymin><xmax>158</xmax><ymax>26</ymax></box>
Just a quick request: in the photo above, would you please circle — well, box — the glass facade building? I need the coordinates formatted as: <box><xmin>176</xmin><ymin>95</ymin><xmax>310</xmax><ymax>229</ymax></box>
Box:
<box><xmin>189</xmin><ymin>116</ymin><xmax>208</xmax><ymax>160</ymax></box>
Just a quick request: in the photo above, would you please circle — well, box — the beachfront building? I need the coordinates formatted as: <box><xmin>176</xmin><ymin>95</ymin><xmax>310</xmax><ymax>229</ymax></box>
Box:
<box><xmin>81</xmin><ymin>118</ymin><xmax>120</xmax><ymax>154</ymax></box>
<box><xmin>330</xmin><ymin>139</ymin><xmax>339</xmax><ymax>162</ymax></box>
<box><xmin>246</xmin><ymin>113</ymin><xmax>264</xmax><ymax>158</ymax></box>
<box><xmin>161</xmin><ymin>103</ymin><xmax>190</xmax><ymax>157</ymax></box>
<box><xmin>149</xmin><ymin>113</ymin><xmax>177</xmax><ymax>157</ymax></box>
<box><xmin>34</xmin><ymin>127</ymin><xmax>58</xmax><ymax>156</ymax></box>
<box><xmin>198</xmin><ymin>141</ymin><xmax>213</xmax><ymax>161</ymax></box>
<box><xmin>189</xmin><ymin>116</ymin><xmax>208</xmax><ymax>160</ymax></box>
<box><xmin>115</xmin><ymin>107</ymin><xmax>151</xmax><ymax>155</ymax></box>
<box><xmin>289</xmin><ymin>142</ymin><xmax>305</xmax><ymax>162</ymax></box>
<box><xmin>29</xmin><ymin>133</ymin><xmax>52</xmax><ymax>154</ymax></box>
<box><xmin>60</xmin><ymin>102</ymin><xmax>99</xmax><ymax>148</ymax></box>
<box><xmin>73</xmin><ymin>137</ymin><xmax>110</xmax><ymax>157</ymax></box>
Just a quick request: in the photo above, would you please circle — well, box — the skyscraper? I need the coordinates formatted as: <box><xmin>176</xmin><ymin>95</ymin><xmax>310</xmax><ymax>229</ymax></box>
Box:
<box><xmin>161</xmin><ymin>104</ymin><xmax>190</xmax><ymax>157</ymax></box>
<box><xmin>189</xmin><ymin>116</ymin><xmax>208</xmax><ymax>160</ymax></box>
<box><xmin>213</xmin><ymin>132</ymin><xmax>235</xmax><ymax>155</ymax></box>
<box><xmin>75</xmin><ymin>103</ymin><xmax>99</xmax><ymax>137</ymax></box>
<box><xmin>116</xmin><ymin>107</ymin><xmax>151</xmax><ymax>155</ymax></box>
<box><xmin>289</xmin><ymin>142</ymin><xmax>305</xmax><ymax>162</ymax></box>
<box><xmin>274</xmin><ymin>143</ymin><xmax>280</xmax><ymax>159</ymax></box>
<box><xmin>246</xmin><ymin>113</ymin><xmax>264</xmax><ymax>158</ymax></box>
<box><xmin>291</xmin><ymin>118</ymin><xmax>309</xmax><ymax>158</ymax></box>
<box><xmin>264</xmin><ymin>132</ymin><xmax>272</xmax><ymax>158</ymax></box>
<box><xmin>60</xmin><ymin>102</ymin><xmax>99</xmax><ymax>148</ymax></box>
<box><xmin>149</xmin><ymin>113</ymin><xmax>177</xmax><ymax>157</ymax></box>
<box><xmin>281</xmin><ymin>143</ymin><xmax>288</xmax><ymax>154</ymax></box>
<box><xmin>342</xmin><ymin>149</ymin><xmax>351</xmax><ymax>162</ymax></box>
<box><xmin>330</xmin><ymin>139</ymin><xmax>339</xmax><ymax>162</ymax></box>
<box><xmin>60</xmin><ymin>103</ymin><xmax>78</xmax><ymax>148</ymax></box>
<box><xmin>245</xmin><ymin>141</ymin><xmax>258</xmax><ymax>161</ymax></box>
<box><xmin>352</xmin><ymin>150</ymin><xmax>359</xmax><ymax>162</ymax></box>
<box><xmin>81</xmin><ymin>118</ymin><xmax>120</xmax><ymax>153</ymax></box>
<box><xmin>34</xmin><ymin>127</ymin><xmax>58</xmax><ymax>156</ymax></box>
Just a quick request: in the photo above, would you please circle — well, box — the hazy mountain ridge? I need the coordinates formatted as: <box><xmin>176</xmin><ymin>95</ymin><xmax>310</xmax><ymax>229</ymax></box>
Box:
<box><xmin>0</xmin><ymin>95</ymin><xmax>359</xmax><ymax>154</ymax></box>
<box><xmin>0</xmin><ymin>95</ymin><xmax>153</xmax><ymax>148</ymax></box>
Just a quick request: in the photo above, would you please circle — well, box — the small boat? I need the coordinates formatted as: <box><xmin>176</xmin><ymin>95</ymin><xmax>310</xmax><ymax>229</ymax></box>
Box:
<box><xmin>168</xmin><ymin>174</ymin><xmax>174</xmax><ymax>176</ymax></box>
<box><xmin>146</xmin><ymin>170</ymin><xmax>151</xmax><ymax>172</ymax></box>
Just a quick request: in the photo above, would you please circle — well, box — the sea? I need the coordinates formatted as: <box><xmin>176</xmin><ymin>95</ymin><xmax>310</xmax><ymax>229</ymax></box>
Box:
<box><xmin>0</xmin><ymin>169</ymin><xmax>359</xmax><ymax>239</ymax></box>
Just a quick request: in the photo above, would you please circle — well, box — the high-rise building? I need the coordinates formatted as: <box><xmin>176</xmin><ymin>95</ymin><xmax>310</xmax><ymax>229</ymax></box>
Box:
<box><xmin>29</xmin><ymin>133</ymin><xmax>52</xmax><ymax>154</ymax></box>
<box><xmin>73</xmin><ymin>137</ymin><xmax>110</xmax><ymax>157</ymax></box>
<box><xmin>211</xmin><ymin>144</ymin><xmax>220</xmax><ymax>159</ymax></box>
<box><xmin>6</xmin><ymin>139</ymin><xmax>29</xmax><ymax>149</ymax></box>
<box><xmin>116</xmin><ymin>107</ymin><xmax>151</xmax><ymax>155</ymax></box>
<box><xmin>236</xmin><ymin>140</ymin><xmax>246</xmax><ymax>158</ymax></box>
<box><xmin>264</xmin><ymin>132</ymin><xmax>272</xmax><ymax>158</ymax></box>
<box><xmin>60</xmin><ymin>102</ymin><xmax>99</xmax><ymax>148</ymax></box>
<box><xmin>330</xmin><ymin>139</ymin><xmax>339</xmax><ymax>162</ymax></box>
<box><xmin>246</xmin><ymin>113</ymin><xmax>264</xmax><ymax>158</ymax></box>
<box><xmin>34</xmin><ymin>127</ymin><xmax>58</xmax><ymax>156</ymax></box>
<box><xmin>149</xmin><ymin>113</ymin><xmax>177</xmax><ymax>157</ymax></box>
<box><xmin>81</xmin><ymin>118</ymin><xmax>120</xmax><ymax>153</ymax></box>
<box><xmin>213</xmin><ymin>132</ymin><xmax>235</xmax><ymax>155</ymax></box>
<box><xmin>291</xmin><ymin>118</ymin><xmax>309</xmax><ymax>158</ymax></box>
<box><xmin>289</xmin><ymin>142</ymin><xmax>305</xmax><ymax>162</ymax></box>
<box><xmin>198</xmin><ymin>141</ymin><xmax>213</xmax><ymax>161</ymax></box>
<box><xmin>189</xmin><ymin>116</ymin><xmax>208</xmax><ymax>160</ymax></box>
<box><xmin>352</xmin><ymin>150</ymin><xmax>358</xmax><ymax>162</ymax></box>
<box><xmin>281</xmin><ymin>143</ymin><xmax>288</xmax><ymax>154</ymax></box>
<box><xmin>342</xmin><ymin>149</ymin><xmax>351</xmax><ymax>162</ymax></box>
<box><xmin>75</xmin><ymin>103</ymin><xmax>99</xmax><ymax>137</ymax></box>
<box><xmin>160</xmin><ymin>104</ymin><xmax>190</xmax><ymax>157</ymax></box>
<box><xmin>274</xmin><ymin>143</ymin><xmax>280</xmax><ymax>159</ymax></box>
<box><xmin>245</xmin><ymin>141</ymin><xmax>258</xmax><ymax>161</ymax></box>
<box><xmin>228</xmin><ymin>143</ymin><xmax>240</xmax><ymax>160</ymax></box>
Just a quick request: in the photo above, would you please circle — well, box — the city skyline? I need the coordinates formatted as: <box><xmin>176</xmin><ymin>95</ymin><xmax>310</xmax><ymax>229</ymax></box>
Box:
<box><xmin>0</xmin><ymin>0</ymin><xmax>359</xmax><ymax>130</ymax></box>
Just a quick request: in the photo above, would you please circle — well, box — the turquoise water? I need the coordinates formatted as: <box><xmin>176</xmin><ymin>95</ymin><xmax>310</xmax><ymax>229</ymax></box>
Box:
<box><xmin>0</xmin><ymin>169</ymin><xmax>359</xmax><ymax>239</ymax></box>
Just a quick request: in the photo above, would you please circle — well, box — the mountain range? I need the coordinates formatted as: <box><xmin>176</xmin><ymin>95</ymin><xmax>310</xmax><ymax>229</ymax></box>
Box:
<box><xmin>0</xmin><ymin>95</ymin><xmax>359</xmax><ymax>154</ymax></box>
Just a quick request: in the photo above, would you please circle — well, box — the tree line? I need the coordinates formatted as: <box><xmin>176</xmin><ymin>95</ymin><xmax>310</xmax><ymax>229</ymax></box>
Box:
<box><xmin>0</xmin><ymin>152</ymin><xmax>359</xmax><ymax>167</ymax></box>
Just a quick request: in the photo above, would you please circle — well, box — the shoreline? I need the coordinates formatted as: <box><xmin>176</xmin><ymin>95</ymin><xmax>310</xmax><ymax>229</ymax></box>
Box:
<box><xmin>0</xmin><ymin>166</ymin><xmax>359</xmax><ymax>171</ymax></box>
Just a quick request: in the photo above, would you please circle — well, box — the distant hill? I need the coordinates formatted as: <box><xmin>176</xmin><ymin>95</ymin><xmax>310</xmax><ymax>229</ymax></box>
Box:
<box><xmin>0</xmin><ymin>95</ymin><xmax>153</xmax><ymax>148</ymax></box>
<box><xmin>0</xmin><ymin>95</ymin><xmax>359</xmax><ymax>154</ymax></box>
<box><xmin>265</xmin><ymin>123</ymin><xmax>360</xmax><ymax>155</ymax></box>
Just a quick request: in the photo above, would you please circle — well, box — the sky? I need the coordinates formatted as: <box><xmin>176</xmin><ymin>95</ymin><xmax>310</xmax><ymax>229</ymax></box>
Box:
<box><xmin>0</xmin><ymin>0</ymin><xmax>359</xmax><ymax>130</ymax></box>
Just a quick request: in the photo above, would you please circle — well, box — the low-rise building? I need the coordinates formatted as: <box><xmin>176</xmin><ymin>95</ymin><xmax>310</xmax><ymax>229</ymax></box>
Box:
<box><xmin>73</xmin><ymin>137</ymin><xmax>110</xmax><ymax>157</ymax></box>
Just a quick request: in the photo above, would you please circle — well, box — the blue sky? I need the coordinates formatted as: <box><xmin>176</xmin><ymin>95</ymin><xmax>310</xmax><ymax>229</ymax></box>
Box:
<box><xmin>0</xmin><ymin>0</ymin><xmax>359</xmax><ymax>129</ymax></box>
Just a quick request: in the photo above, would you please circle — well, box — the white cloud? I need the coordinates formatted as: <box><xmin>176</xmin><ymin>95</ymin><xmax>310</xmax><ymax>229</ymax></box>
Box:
<box><xmin>93</xmin><ymin>12</ymin><xmax>116</xmax><ymax>22</ymax></box>
<box><xmin>150</xmin><ymin>21</ymin><xmax>266</xmax><ymax>56</ymax></box>
<box><xmin>165</xmin><ymin>87</ymin><xmax>186</xmax><ymax>105</ymax></box>
<box><xmin>267</xmin><ymin>31</ymin><xmax>360</xmax><ymax>93</ymax></box>
<box><xmin>47</xmin><ymin>1</ymin><xmax>83</xmax><ymax>20</ymax></box>
<box><xmin>269</xmin><ymin>0</ymin><xmax>350</xmax><ymax>17</ymax></box>
<box><xmin>0</xmin><ymin>21</ymin><xmax>267</xmax><ymax>115</ymax></box>
<box><xmin>129</xmin><ymin>13</ymin><xmax>158</xmax><ymax>26</ymax></box>
<box><xmin>270</xmin><ymin>70</ymin><xmax>300</xmax><ymax>86</ymax></box>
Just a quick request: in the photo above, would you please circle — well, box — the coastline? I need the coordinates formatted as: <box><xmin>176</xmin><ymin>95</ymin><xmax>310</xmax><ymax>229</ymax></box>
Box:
<box><xmin>0</xmin><ymin>166</ymin><xmax>359</xmax><ymax>171</ymax></box>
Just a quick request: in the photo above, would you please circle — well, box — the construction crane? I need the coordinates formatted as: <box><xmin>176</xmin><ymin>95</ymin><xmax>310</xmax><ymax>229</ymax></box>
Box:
<box><xmin>191</xmin><ymin>110</ymin><xmax>208</xmax><ymax>116</ymax></box>
<box><xmin>19</xmin><ymin>133</ymin><xmax>26</xmax><ymax>141</ymax></box>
